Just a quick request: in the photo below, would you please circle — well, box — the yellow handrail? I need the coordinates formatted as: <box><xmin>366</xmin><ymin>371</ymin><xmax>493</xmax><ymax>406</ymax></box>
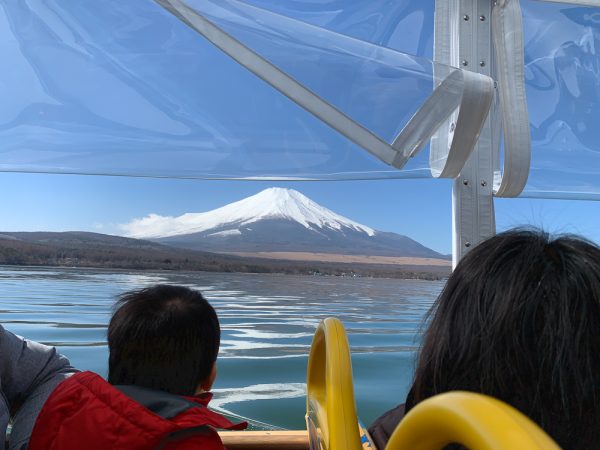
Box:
<box><xmin>306</xmin><ymin>317</ymin><xmax>362</xmax><ymax>450</ymax></box>
<box><xmin>385</xmin><ymin>391</ymin><xmax>561</xmax><ymax>450</ymax></box>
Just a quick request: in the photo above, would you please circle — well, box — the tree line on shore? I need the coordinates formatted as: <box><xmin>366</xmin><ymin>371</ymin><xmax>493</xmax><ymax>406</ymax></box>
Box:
<box><xmin>0</xmin><ymin>234</ymin><xmax>448</xmax><ymax>280</ymax></box>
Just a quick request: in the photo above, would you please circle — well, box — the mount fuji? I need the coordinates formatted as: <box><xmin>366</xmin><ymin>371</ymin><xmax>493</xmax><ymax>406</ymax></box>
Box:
<box><xmin>121</xmin><ymin>188</ymin><xmax>444</xmax><ymax>259</ymax></box>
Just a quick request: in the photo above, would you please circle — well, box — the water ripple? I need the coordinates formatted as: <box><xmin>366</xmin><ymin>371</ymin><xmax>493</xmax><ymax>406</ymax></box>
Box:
<box><xmin>0</xmin><ymin>265</ymin><xmax>441</xmax><ymax>429</ymax></box>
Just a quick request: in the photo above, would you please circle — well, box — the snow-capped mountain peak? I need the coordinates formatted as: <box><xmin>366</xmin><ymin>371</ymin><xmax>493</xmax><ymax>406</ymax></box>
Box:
<box><xmin>121</xmin><ymin>187</ymin><xmax>375</xmax><ymax>239</ymax></box>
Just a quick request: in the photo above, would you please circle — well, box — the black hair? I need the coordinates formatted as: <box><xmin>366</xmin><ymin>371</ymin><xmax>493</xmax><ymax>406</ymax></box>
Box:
<box><xmin>108</xmin><ymin>284</ymin><xmax>220</xmax><ymax>396</ymax></box>
<box><xmin>411</xmin><ymin>229</ymin><xmax>600</xmax><ymax>449</ymax></box>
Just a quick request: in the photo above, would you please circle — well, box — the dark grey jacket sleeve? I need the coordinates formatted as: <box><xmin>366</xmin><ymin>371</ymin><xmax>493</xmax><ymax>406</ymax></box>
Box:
<box><xmin>0</xmin><ymin>325</ymin><xmax>78</xmax><ymax>450</ymax></box>
<box><xmin>368</xmin><ymin>403</ymin><xmax>406</xmax><ymax>450</ymax></box>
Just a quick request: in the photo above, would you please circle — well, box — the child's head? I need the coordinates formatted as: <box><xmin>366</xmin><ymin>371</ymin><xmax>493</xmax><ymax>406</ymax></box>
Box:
<box><xmin>411</xmin><ymin>229</ymin><xmax>600</xmax><ymax>448</ymax></box>
<box><xmin>108</xmin><ymin>284</ymin><xmax>220</xmax><ymax>396</ymax></box>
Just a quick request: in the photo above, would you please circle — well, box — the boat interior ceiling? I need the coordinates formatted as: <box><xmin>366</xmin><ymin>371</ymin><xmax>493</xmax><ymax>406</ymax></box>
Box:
<box><xmin>0</xmin><ymin>0</ymin><xmax>598</xmax><ymax>199</ymax></box>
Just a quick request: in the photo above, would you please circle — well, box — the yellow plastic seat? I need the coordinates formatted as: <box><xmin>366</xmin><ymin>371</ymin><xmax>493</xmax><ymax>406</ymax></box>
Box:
<box><xmin>385</xmin><ymin>391</ymin><xmax>561</xmax><ymax>450</ymax></box>
<box><xmin>306</xmin><ymin>317</ymin><xmax>559</xmax><ymax>450</ymax></box>
<box><xmin>306</xmin><ymin>317</ymin><xmax>363</xmax><ymax>450</ymax></box>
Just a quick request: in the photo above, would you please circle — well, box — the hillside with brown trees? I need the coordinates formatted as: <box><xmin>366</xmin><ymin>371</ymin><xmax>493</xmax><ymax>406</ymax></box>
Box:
<box><xmin>0</xmin><ymin>232</ymin><xmax>449</xmax><ymax>280</ymax></box>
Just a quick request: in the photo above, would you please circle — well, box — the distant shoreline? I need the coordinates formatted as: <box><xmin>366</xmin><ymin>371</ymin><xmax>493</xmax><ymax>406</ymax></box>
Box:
<box><xmin>0</xmin><ymin>232</ymin><xmax>450</xmax><ymax>281</ymax></box>
<box><xmin>0</xmin><ymin>260</ymin><xmax>449</xmax><ymax>281</ymax></box>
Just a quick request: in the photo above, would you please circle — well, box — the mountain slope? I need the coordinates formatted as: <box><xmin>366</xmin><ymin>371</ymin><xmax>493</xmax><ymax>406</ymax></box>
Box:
<box><xmin>122</xmin><ymin>187</ymin><xmax>374</xmax><ymax>239</ymax></box>
<box><xmin>0</xmin><ymin>231</ymin><xmax>168</xmax><ymax>250</ymax></box>
<box><xmin>121</xmin><ymin>188</ymin><xmax>446</xmax><ymax>259</ymax></box>
<box><xmin>157</xmin><ymin>219</ymin><xmax>442</xmax><ymax>257</ymax></box>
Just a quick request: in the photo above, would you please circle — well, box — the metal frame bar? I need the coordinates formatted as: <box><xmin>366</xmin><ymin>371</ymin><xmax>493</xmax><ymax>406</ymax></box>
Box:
<box><xmin>451</xmin><ymin>0</ymin><xmax>496</xmax><ymax>266</ymax></box>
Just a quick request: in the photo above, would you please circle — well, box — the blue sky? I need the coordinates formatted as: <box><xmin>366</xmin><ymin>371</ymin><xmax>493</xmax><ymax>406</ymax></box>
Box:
<box><xmin>0</xmin><ymin>1</ymin><xmax>599</xmax><ymax>255</ymax></box>
<box><xmin>0</xmin><ymin>172</ymin><xmax>598</xmax><ymax>255</ymax></box>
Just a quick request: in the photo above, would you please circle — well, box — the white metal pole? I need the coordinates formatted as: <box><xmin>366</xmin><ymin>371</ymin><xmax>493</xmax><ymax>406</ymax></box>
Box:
<box><xmin>451</xmin><ymin>0</ymin><xmax>497</xmax><ymax>267</ymax></box>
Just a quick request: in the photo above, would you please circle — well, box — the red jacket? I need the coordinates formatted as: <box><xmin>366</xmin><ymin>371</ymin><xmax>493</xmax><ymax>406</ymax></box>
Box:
<box><xmin>29</xmin><ymin>371</ymin><xmax>247</xmax><ymax>450</ymax></box>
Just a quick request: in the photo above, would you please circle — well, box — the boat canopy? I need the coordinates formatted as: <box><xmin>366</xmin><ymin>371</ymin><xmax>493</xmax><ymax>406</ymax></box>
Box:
<box><xmin>0</xmin><ymin>0</ymin><xmax>598</xmax><ymax>199</ymax></box>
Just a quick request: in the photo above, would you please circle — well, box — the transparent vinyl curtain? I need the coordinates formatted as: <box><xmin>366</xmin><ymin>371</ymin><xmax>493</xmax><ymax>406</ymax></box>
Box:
<box><xmin>519</xmin><ymin>0</ymin><xmax>600</xmax><ymax>199</ymax></box>
<box><xmin>0</xmin><ymin>0</ymin><xmax>491</xmax><ymax>181</ymax></box>
<box><xmin>5</xmin><ymin>0</ymin><xmax>597</xmax><ymax>198</ymax></box>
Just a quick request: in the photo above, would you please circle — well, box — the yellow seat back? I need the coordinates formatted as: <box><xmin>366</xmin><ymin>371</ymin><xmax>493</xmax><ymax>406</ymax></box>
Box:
<box><xmin>385</xmin><ymin>391</ymin><xmax>560</xmax><ymax>450</ymax></box>
<box><xmin>306</xmin><ymin>317</ymin><xmax>362</xmax><ymax>450</ymax></box>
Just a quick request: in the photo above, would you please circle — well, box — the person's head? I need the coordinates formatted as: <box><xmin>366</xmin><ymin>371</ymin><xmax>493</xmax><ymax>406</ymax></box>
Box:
<box><xmin>411</xmin><ymin>229</ymin><xmax>600</xmax><ymax>449</ymax></box>
<box><xmin>108</xmin><ymin>284</ymin><xmax>220</xmax><ymax>396</ymax></box>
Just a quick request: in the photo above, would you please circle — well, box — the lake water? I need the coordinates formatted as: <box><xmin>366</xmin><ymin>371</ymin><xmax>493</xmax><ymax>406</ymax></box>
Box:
<box><xmin>0</xmin><ymin>266</ymin><xmax>442</xmax><ymax>430</ymax></box>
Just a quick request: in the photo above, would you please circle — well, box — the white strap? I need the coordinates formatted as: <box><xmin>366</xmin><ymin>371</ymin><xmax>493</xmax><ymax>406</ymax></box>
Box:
<box><xmin>414</xmin><ymin>69</ymin><xmax>495</xmax><ymax>178</ymax></box>
<box><xmin>430</xmin><ymin>0</ymin><xmax>495</xmax><ymax>179</ymax></box>
<box><xmin>156</xmin><ymin>0</ymin><xmax>398</xmax><ymax>167</ymax></box>
<box><xmin>492</xmin><ymin>0</ymin><xmax>531</xmax><ymax>197</ymax></box>
<box><xmin>392</xmin><ymin>68</ymin><xmax>494</xmax><ymax>176</ymax></box>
